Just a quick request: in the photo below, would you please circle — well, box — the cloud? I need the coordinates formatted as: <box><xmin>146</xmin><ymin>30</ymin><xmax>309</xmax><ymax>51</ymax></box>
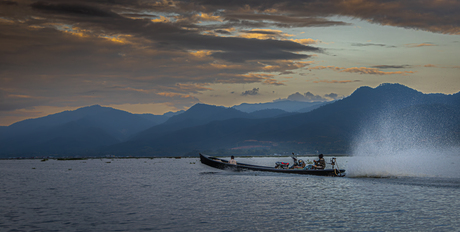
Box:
<box><xmin>238</xmin><ymin>29</ymin><xmax>293</xmax><ymax>40</ymax></box>
<box><xmin>0</xmin><ymin>1</ymin><xmax>17</xmax><ymax>6</ymax></box>
<box><xmin>324</xmin><ymin>93</ymin><xmax>339</xmax><ymax>99</ymax></box>
<box><xmin>287</xmin><ymin>92</ymin><xmax>325</xmax><ymax>101</ymax></box>
<box><xmin>312</xmin><ymin>80</ymin><xmax>361</xmax><ymax>84</ymax></box>
<box><xmin>30</xmin><ymin>2</ymin><xmax>120</xmax><ymax>18</ymax></box>
<box><xmin>372</xmin><ymin>65</ymin><xmax>412</xmax><ymax>69</ymax></box>
<box><xmin>263</xmin><ymin>78</ymin><xmax>285</xmax><ymax>86</ymax></box>
<box><xmin>223</xmin><ymin>13</ymin><xmax>350</xmax><ymax>28</ymax></box>
<box><xmin>0</xmin><ymin>89</ymin><xmax>49</xmax><ymax>111</ymax></box>
<box><xmin>309</xmin><ymin>66</ymin><xmax>344</xmax><ymax>71</ymax></box>
<box><xmin>286</xmin><ymin>91</ymin><xmax>340</xmax><ymax>102</ymax></box>
<box><xmin>26</xmin><ymin>2</ymin><xmax>322</xmax><ymax>64</ymax></box>
<box><xmin>0</xmin><ymin>0</ymin><xmax>458</xmax><ymax>117</ymax></box>
<box><xmin>262</xmin><ymin>61</ymin><xmax>313</xmax><ymax>73</ymax></box>
<box><xmin>185</xmin><ymin>1</ymin><xmax>460</xmax><ymax>34</ymax></box>
<box><xmin>352</xmin><ymin>43</ymin><xmax>385</xmax><ymax>47</ymax></box>
<box><xmin>242</xmin><ymin>88</ymin><xmax>259</xmax><ymax>96</ymax></box>
<box><xmin>197</xmin><ymin>12</ymin><xmax>223</xmax><ymax>22</ymax></box>
<box><xmin>341</xmin><ymin>67</ymin><xmax>415</xmax><ymax>75</ymax></box>
<box><xmin>291</xmin><ymin>38</ymin><xmax>321</xmax><ymax>45</ymax></box>
<box><xmin>405</xmin><ymin>43</ymin><xmax>437</xmax><ymax>47</ymax></box>
<box><xmin>423</xmin><ymin>64</ymin><xmax>460</xmax><ymax>69</ymax></box>
<box><xmin>351</xmin><ymin>43</ymin><xmax>397</xmax><ymax>48</ymax></box>
<box><xmin>308</xmin><ymin>66</ymin><xmax>415</xmax><ymax>75</ymax></box>
<box><xmin>0</xmin><ymin>6</ymin><xmax>322</xmax><ymax>112</ymax></box>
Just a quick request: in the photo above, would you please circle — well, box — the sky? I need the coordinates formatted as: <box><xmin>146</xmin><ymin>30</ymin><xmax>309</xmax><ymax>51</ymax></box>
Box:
<box><xmin>1</xmin><ymin>0</ymin><xmax>459</xmax><ymax>126</ymax></box>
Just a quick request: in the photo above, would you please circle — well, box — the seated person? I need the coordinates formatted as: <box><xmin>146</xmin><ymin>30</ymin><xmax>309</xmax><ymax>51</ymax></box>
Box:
<box><xmin>228</xmin><ymin>156</ymin><xmax>237</xmax><ymax>165</ymax></box>
<box><xmin>313</xmin><ymin>154</ymin><xmax>326</xmax><ymax>169</ymax></box>
<box><xmin>296</xmin><ymin>159</ymin><xmax>306</xmax><ymax>169</ymax></box>
<box><xmin>291</xmin><ymin>158</ymin><xmax>306</xmax><ymax>169</ymax></box>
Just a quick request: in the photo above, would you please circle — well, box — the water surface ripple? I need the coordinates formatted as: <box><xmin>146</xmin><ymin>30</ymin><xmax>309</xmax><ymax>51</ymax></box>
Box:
<box><xmin>1</xmin><ymin>157</ymin><xmax>459</xmax><ymax>231</ymax></box>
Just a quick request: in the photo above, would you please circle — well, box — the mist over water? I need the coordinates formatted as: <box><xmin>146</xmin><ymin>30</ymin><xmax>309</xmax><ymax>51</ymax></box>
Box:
<box><xmin>348</xmin><ymin>111</ymin><xmax>460</xmax><ymax>178</ymax></box>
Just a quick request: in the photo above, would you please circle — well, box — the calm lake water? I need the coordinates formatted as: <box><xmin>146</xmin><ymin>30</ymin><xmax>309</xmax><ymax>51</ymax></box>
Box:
<box><xmin>1</xmin><ymin>156</ymin><xmax>459</xmax><ymax>231</ymax></box>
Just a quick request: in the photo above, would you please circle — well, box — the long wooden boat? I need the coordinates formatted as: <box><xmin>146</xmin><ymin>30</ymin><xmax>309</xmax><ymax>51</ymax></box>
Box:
<box><xmin>199</xmin><ymin>153</ymin><xmax>345</xmax><ymax>177</ymax></box>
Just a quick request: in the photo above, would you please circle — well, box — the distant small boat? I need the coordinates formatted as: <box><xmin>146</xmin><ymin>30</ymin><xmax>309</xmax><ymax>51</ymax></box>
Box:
<box><xmin>199</xmin><ymin>154</ymin><xmax>345</xmax><ymax>177</ymax></box>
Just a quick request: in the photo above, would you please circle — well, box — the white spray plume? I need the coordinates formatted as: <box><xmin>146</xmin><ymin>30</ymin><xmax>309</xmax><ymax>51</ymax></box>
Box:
<box><xmin>348</xmin><ymin>110</ymin><xmax>460</xmax><ymax>178</ymax></box>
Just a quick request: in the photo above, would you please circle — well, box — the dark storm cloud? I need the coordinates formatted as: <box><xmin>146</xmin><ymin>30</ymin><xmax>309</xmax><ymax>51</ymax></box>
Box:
<box><xmin>1</xmin><ymin>0</ymin><xmax>459</xmax><ymax>117</ymax></box>
<box><xmin>182</xmin><ymin>0</ymin><xmax>460</xmax><ymax>34</ymax></box>
<box><xmin>240</xmin><ymin>29</ymin><xmax>279</xmax><ymax>35</ymax></box>
<box><xmin>214</xmin><ymin>29</ymin><xmax>232</xmax><ymax>35</ymax></box>
<box><xmin>25</xmin><ymin>1</ymin><xmax>320</xmax><ymax>63</ymax></box>
<box><xmin>0</xmin><ymin>89</ymin><xmax>50</xmax><ymax>111</ymax></box>
<box><xmin>224</xmin><ymin>14</ymin><xmax>349</xmax><ymax>27</ymax></box>
<box><xmin>12</xmin><ymin>0</ymin><xmax>460</xmax><ymax>34</ymax></box>
<box><xmin>211</xmin><ymin>50</ymin><xmax>311</xmax><ymax>63</ymax></box>
<box><xmin>0</xmin><ymin>1</ymin><xmax>17</xmax><ymax>5</ymax></box>
<box><xmin>30</xmin><ymin>1</ymin><xmax>120</xmax><ymax>18</ymax></box>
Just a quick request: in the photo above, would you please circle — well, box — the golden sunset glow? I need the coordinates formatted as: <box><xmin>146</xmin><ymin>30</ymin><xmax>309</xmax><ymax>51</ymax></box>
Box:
<box><xmin>0</xmin><ymin>0</ymin><xmax>459</xmax><ymax>125</ymax></box>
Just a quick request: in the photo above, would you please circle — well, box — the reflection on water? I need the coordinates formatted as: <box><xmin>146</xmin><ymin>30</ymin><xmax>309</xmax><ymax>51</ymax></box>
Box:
<box><xmin>1</xmin><ymin>157</ymin><xmax>459</xmax><ymax>231</ymax></box>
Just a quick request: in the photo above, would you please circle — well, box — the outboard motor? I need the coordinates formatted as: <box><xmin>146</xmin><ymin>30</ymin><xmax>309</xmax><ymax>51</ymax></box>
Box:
<box><xmin>329</xmin><ymin>157</ymin><xmax>345</xmax><ymax>177</ymax></box>
<box><xmin>274</xmin><ymin>161</ymin><xmax>289</xmax><ymax>169</ymax></box>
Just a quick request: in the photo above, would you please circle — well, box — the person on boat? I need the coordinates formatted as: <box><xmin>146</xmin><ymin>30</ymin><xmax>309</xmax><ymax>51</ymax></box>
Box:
<box><xmin>290</xmin><ymin>157</ymin><xmax>306</xmax><ymax>169</ymax></box>
<box><xmin>313</xmin><ymin>154</ymin><xmax>326</xmax><ymax>169</ymax></box>
<box><xmin>299</xmin><ymin>159</ymin><xmax>306</xmax><ymax>168</ymax></box>
<box><xmin>228</xmin><ymin>156</ymin><xmax>237</xmax><ymax>165</ymax></box>
<box><xmin>294</xmin><ymin>159</ymin><xmax>306</xmax><ymax>169</ymax></box>
<box><xmin>289</xmin><ymin>157</ymin><xmax>299</xmax><ymax>169</ymax></box>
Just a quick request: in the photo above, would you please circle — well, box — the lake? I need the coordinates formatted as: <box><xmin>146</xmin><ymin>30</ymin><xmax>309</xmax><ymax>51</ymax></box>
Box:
<box><xmin>1</xmin><ymin>155</ymin><xmax>459</xmax><ymax>231</ymax></box>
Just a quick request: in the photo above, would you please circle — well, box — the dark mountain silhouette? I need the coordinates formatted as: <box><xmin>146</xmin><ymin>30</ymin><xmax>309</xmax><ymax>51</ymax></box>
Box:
<box><xmin>297</xmin><ymin>102</ymin><xmax>330</xmax><ymax>113</ymax></box>
<box><xmin>112</xmin><ymin>83</ymin><xmax>460</xmax><ymax>156</ymax></box>
<box><xmin>232</xmin><ymin>100</ymin><xmax>328</xmax><ymax>113</ymax></box>
<box><xmin>1</xmin><ymin>83</ymin><xmax>459</xmax><ymax>157</ymax></box>
<box><xmin>129</xmin><ymin>103</ymin><xmax>254</xmax><ymax>142</ymax></box>
<box><xmin>0</xmin><ymin>105</ymin><xmax>162</xmax><ymax>140</ymax></box>
<box><xmin>137</xmin><ymin>110</ymin><xmax>184</xmax><ymax>124</ymax></box>
<box><xmin>249</xmin><ymin>109</ymin><xmax>292</xmax><ymax>118</ymax></box>
<box><xmin>0</xmin><ymin>105</ymin><xmax>174</xmax><ymax>157</ymax></box>
<box><xmin>0</xmin><ymin>118</ymin><xmax>119</xmax><ymax>156</ymax></box>
<box><xmin>163</xmin><ymin>103</ymin><xmax>250</xmax><ymax>125</ymax></box>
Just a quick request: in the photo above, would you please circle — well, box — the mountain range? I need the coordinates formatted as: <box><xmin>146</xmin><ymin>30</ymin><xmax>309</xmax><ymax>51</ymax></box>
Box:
<box><xmin>1</xmin><ymin>83</ymin><xmax>459</xmax><ymax>158</ymax></box>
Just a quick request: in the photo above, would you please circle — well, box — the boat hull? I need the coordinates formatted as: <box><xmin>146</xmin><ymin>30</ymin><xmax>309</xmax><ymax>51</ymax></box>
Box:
<box><xmin>199</xmin><ymin>154</ymin><xmax>345</xmax><ymax>177</ymax></box>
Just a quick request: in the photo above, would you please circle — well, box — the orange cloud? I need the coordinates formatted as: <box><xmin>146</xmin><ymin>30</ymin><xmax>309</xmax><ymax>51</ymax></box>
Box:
<box><xmin>290</xmin><ymin>38</ymin><xmax>321</xmax><ymax>45</ymax></box>
<box><xmin>405</xmin><ymin>43</ymin><xmax>436</xmax><ymax>47</ymax></box>
<box><xmin>151</xmin><ymin>15</ymin><xmax>171</xmax><ymax>23</ymax></box>
<box><xmin>263</xmin><ymin>78</ymin><xmax>286</xmax><ymax>86</ymax></box>
<box><xmin>238</xmin><ymin>29</ymin><xmax>293</xmax><ymax>40</ymax></box>
<box><xmin>197</xmin><ymin>13</ymin><xmax>223</xmax><ymax>22</ymax></box>
<box><xmin>262</xmin><ymin>61</ymin><xmax>313</xmax><ymax>72</ymax></box>
<box><xmin>340</xmin><ymin>67</ymin><xmax>415</xmax><ymax>75</ymax></box>
<box><xmin>423</xmin><ymin>64</ymin><xmax>460</xmax><ymax>69</ymax></box>
<box><xmin>190</xmin><ymin>50</ymin><xmax>213</xmax><ymax>58</ymax></box>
